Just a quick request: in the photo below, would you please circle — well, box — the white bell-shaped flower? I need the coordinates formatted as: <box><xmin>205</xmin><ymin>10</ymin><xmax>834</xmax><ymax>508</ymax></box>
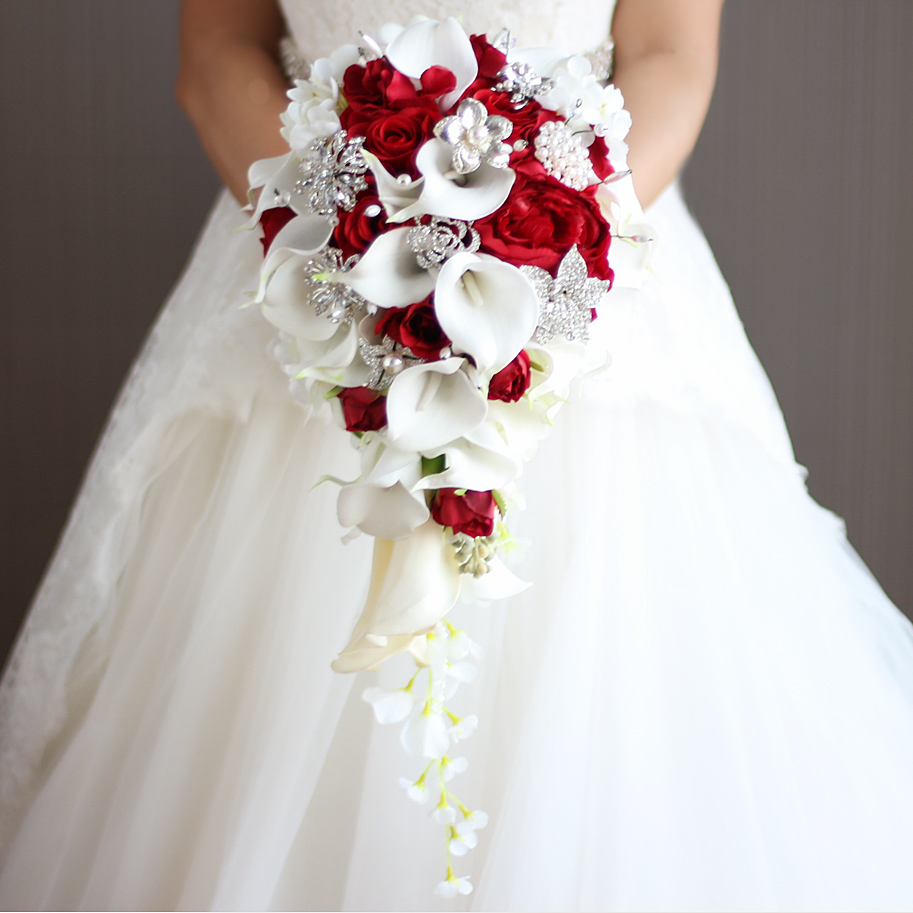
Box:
<box><xmin>401</xmin><ymin>708</ymin><xmax>451</xmax><ymax>759</ymax></box>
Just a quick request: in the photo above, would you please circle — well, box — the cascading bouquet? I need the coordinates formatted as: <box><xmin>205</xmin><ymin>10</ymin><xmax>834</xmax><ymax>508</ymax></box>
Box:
<box><xmin>247</xmin><ymin>16</ymin><xmax>651</xmax><ymax>897</ymax></box>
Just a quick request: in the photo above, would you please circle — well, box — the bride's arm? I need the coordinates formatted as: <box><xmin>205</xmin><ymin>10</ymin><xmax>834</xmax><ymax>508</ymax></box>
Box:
<box><xmin>610</xmin><ymin>0</ymin><xmax>726</xmax><ymax>208</ymax></box>
<box><xmin>176</xmin><ymin>0</ymin><xmax>290</xmax><ymax>204</ymax></box>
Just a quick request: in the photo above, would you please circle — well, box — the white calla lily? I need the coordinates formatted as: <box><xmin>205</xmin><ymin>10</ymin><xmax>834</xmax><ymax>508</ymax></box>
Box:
<box><xmin>333</xmin><ymin>228</ymin><xmax>436</xmax><ymax>308</ymax></box>
<box><xmin>361</xmin><ymin>150</ymin><xmax>424</xmax><ymax>221</ymax></box>
<box><xmin>386</xmin><ymin>17</ymin><xmax>478</xmax><ymax>110</ymax></box>
<box><xmin>525</xmin><ymin>341</ymin><xmax>588</xmax><ymax>400</ymax></box>
<box><xmin>332</xmin><ymin>520</ymin><xmax>462</xmax><ymax>672</ymax></box>
<box><xmin>360</xmin><ymin>437</ymin><xmax>424</xmax><ymax>491</ymax></box>
<box><xmin>287</xmin><ymin>321</ymin><xmax>360</xmax><ymax>377</ymax></box>
<box><xmin>386</xmin><ymin>358</ymin><xmax>487</xmax><ymax>452</ymax></box>
<box><xmin>261</xmin><ymin>256</ymin><xmax>339</xmax><ymax>342</ymax></box>
<box><xmin>485</xmin><ymin>398</ymin><xmax>553</xmax><ymax>462</ymax></box>
<box><xmin>435</xmin><ymin>253</ymin><xmax>539</xmax><ymax>373</ymax></box>
<box><xmin>465</xmin><ymin>556</ymin><xmax>530</xmax><ymax>600</ymax></box>
<box><xmin>415</xmin><ymin>421</ymin><xmax>521</xmax><ymax>492</ymax></box>
<box><xmin>391</xmin><ymin>139</ymin><xmax>515</xmax><ymax>223</ymax></box>
<box><xmin>337</xmin><ymin>480</ymin><xmax>429</xmax><ymax>540</ymax></box>
<box><xmin>254</xmin><ymin>214</ymin><xmax>334</xmax><ymax>304</ymax></box>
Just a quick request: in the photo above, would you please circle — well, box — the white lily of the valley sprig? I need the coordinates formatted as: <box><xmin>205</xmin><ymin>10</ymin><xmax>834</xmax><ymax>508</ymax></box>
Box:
<box><xmin>385</xmin><ymin>16</ymin><xmax>479</xmax><ymax>110</ymax></box>
<box><xmin>435</xmin><ymin>252</ymin><xmax>539</xmax><ymax>374</ymax></box>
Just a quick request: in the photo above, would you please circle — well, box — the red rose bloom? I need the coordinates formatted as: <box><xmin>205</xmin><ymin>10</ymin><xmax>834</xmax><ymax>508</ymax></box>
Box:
<box><xmin>375</xmin><ymin>299</ymin><xmax>450</xmax><ymax>360</ymax></box>
<box><xmin>333</xmin><ymin>191</ymin><xmax>388</xmax><ymax>260</ymax></box>
<box><xmin>337</xmin><ymin>386</ymin><xmax>387</xmax><ymax>432</ymax></box>
<box><xmin>586</xmin><ymin>134</ymin><xmax>614</xmax><ymax>182</ymax></box>
<box><xmin>475</xmin><ymin>175</ymin><xmax>613</xmax><ymax>281</ymax></box>
<box><xmin>258</xmin><ymin>206</ymin><xmax>296</xmax><ymax>254</ymax></box>
<box><xmin>347</xmin><ymin>105</ymin><xmax>439</xmax><ymax>178</ymax></box>
<box><xmin>430</xmin><ymin>488</ymin><xmax>497</xmax><ymax>538</ymax></box>
<box><xmin>488</xmin><ymin>350</ymin><xmax>531</xmax><ymax>403</ymax></box>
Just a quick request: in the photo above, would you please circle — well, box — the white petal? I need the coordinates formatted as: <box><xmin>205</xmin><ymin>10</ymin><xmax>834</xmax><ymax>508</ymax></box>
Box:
<box><xmin>386</xmin><ymin>17</ymin><xmax>478</xmax><ymax>110</ymax></box>
<box><xmin>435</xmin><ymin>253</ymin><xmax>539</xmax><ymax>373</ymax></box>
<box><xmin>386</xmin><ymin>358</ymin><xmax>487</xmax><ymax>452</ymax></box>
<box><xmin>261</xmin><ymin>256</ymin><xmax>339</xmax><ymax>342</ymax></box>
<box><xmin>402</xmin><ymin>711</ymin><xmax>451</xmax><ymax>759</ymax></box>
<box><xmin>335</xmin><ymin>228</ymin><xmax>435</xmax><ymax>308</ymax></box>
<box><xmin>395</xmin><ymin>140</ymin><xmax>515</xmax><ymax>222</ymax></box>
<box><xmin>337</xmin><ymin>480</ymin><xmax>429</xmax><ymax>540</ymax></box>
<box><xmin>361</xmin><ymin>150</ymin><xmax>424</xmax><ymax>218</ymax></box>
<box><xmin>362</xmin><ymin>686</ymin><xmax>415</xmax><ymax>723</ymax></box>
<box><xmin>416</xmin><ymin>421</ymin><xmax>521</xmax><ymax>492</ymax></box>
<box><xmin>465</xmin><ymin>556</ymin><xmax>530</xmax><ymax>600</ymax></box>
<box><xmin>254</xmin><ymin>214</ymin><xmax>334</xmax><ymax>304</ymax></box>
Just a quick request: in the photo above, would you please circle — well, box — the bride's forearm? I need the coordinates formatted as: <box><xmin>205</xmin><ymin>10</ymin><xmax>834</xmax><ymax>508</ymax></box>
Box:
<box><xmin>610</xmin><ymin>0</ymin><xmax>725</xmax><ymax>209</ymax></box>
<box><xmin>176</xmin><ymin>0</ymin><xmax>290</xmax><ymax>205</ymax></box>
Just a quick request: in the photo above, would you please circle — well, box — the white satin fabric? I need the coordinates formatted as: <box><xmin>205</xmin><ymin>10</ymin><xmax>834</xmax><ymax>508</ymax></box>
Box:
<box><xmin>3</xmin><ymin>1</ymin><xmax>913</xmax><ymax>910</ymax></box>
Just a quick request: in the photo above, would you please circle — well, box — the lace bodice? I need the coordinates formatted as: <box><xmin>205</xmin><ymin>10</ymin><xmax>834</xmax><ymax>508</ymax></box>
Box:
<box><xmin>279</xmin><ymin>0</ymin><xmax>617</xmax><ymax>62</ymax></box>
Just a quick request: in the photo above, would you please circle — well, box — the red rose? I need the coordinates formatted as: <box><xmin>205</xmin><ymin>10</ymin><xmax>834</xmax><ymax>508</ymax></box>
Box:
<box><xmin>333</xmin><ymin>191</ymin><xmax>388</xmax><ymax>259</ymax></box>
<box><xmin>375</xmin><ymin>299</ymin><xmax>450</xmax><ymax>360</ymax></box>
<box><xmin>258</xmin><ymin>206</ymin><xmax>295</xmax><ymax>254</ymax></box>
<box><xmin>337</xmin><ymin>386</ymin><xmax>387</xmax><ymax>432</ymax></box>
<box><xmin>346</xmin><ymin>105</ymin><xmax>439</xmax><ymax>178</ymax></box>
<box><xmin>475</xmin><ymin>175</ymin><xmax>613</xmax><ymax>281</ymax></box>
<box><xmin>430</xmin><ymin>488</ymin><xmax>497</xmax><ymax>538</ymax></box>
<box><xmin>469</xmin><ymin>34</ymin><xmax>507</xmax><ymax>79</ymax></box>
<box><xmin>487</xmin><ymin>350</ymin><xmax>531</xmax><ymax>402</ymax></box>
<box><xmin>342</xmin><ymin>58</ymin><xmax>419</xmax><ymax>110</ymax></box>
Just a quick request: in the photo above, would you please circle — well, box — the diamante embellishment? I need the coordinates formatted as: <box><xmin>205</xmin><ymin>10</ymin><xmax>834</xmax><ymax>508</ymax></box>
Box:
<box><xmin>534</xmin><ymin>121</ymin><xmax>595</xmax><ymax>191</ymax></box>
<box><xmin>359</xmin><ymin>336</ymin><xmax>425</xmax><ymax>390</ymax></box>
<box><xmin>521</xmin><ymin>246</ymin><xmax>609</xmax><ymax>344</ymax></box>
<box><xmin>407</xmin><ymin>217</ymin><xmax>481</xmax><ymax>269</ymax></box>
<box><xmin>294</xmin><ymin>133</ymin><xmax>369</xmax><ymax>215</ymax></box>
<box><xmin>433</xmin><ymin>98</ymin><xmax>513</xmax><ymax>175</ymax></box>
<box><xmin>495</xmin><ymin>62</ymin><xmax>555</xmax><ymax>108</ymax></box>
<box><xmin>302</xmin><ymin>248</ymin><xmax>364</xmax><ymax>324</ymax></box>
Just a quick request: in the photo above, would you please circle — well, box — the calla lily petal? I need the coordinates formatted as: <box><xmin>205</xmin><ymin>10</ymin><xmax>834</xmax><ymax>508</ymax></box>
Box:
<box><xmin>386</xmin><ymin>358</ymin><xmax>487</xmax><ymax>452</ymax></box>
<box><xmin>416</xmin><ymin>420</ymin><xmax>521</xmax><ymax>492</ymax></box>
<box><xmin>261</xmin><ymin>256</ymin><xmax>339</xmax><ymax>342</ymax></box>
<box><xmin>435</xmin><ymin>253</ymin><xmax>539</xmax><ymax>373</ymax></box>
<box><xmin>392</xmin><ymin>140</ymin><xmax>515</xmax><ymax>223</ymax></box>
<box><xmin>335</xmin><ymin>228</ymin><xmax>436</xmax><ymax>308</ymax></box>
<box><xmin>361</xmin><ymin>150</ymin><xmax>425</xmax><ymax>221</ymax></box>
<box><xmin>465</xmin><ymin>556</ymin><xmax>530</xmax><ymax>600</ymax></box>
<box><xmin>337</xmin><ymin>480</ymin><xmax>429</xmax><ymax>540</ymax></box>
<box><xmin>255</xmin><ymin>215</ymin><xmax>334</xmax><ymax>303</ymax></box>
<box><xmin>386</xmin><ymin>17</ymin><xmax>478</xmax><ymax>110</ymax></box>
<box><xmin>362</xmin><ymin>439</ymin><xmax>424</xmax><ymax>491</ymax></box>
<box><xmin>287</xmin><ymin>320</ymin><xmax>360</xmax><ymax>377</ymax></box>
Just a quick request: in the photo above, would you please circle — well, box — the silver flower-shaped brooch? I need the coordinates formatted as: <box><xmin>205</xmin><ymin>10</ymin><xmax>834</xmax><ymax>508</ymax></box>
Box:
<box><xmin>433</xmin><ymin>98</ymin><xmax>513</xmax><ymax>175</ymax></box>
<box><xmin>521</xmin><ymin>246</ymin><xmax>610</xmax><ymax>344</ymax></box>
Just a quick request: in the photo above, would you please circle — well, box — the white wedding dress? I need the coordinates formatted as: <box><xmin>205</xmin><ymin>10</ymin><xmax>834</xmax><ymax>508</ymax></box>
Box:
<box><xmin>3</xmin><ymin>1</ymin><xmax>913</xmax><ymax>910</ymax></box>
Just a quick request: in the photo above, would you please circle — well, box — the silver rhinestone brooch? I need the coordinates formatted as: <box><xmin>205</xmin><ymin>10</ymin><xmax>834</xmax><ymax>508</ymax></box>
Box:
<box><xmin>433</xmin><ymin>98</ymin><xmax>513</xmax><ymax>175</ymax></box>
<box><xmin>407</xmin><ymin>217</ymin><xmax>481</xmax><ymax>269</ymax></box>
<box><xmin>521</xmin><ymin>246</ymin><xmax>609</xmax><ymax>344</ymax></box>
<box><xmin>302</xmin><ymin>248</ymin><xmax>365</xmax><ymax>324</ymax></box>
<box><xmin>495</xmin><ymin>62</ymin><xmax>555</xmax><ymax>108</ymax></box>
<box><xmin>359</xmin><ymin>336</ymin><xmax>425</xmax><ymax>391</ymax></box>
<box><xmin>294</xmin><ymin>132</ymin><xmax>369</xmax><ymax>216</ymax></box>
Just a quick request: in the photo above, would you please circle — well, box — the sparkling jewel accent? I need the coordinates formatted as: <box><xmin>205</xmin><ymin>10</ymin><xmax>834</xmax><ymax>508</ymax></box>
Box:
<box><xmin>533</xmin><ymin>120</ymin><xmax>595</xmax><ymax>191</ymax></box>
<box><xmin>407</xmin><ymin>217</ymin><xmax>481</xmax><ymax>269</ymax></box>
<box><xmin>302</xmin><ymin>248</ymin><xmax>364</xmax><ymax>324</ymax></box>
<box><xmin>359</xmin><ymin>336</ymin><xmax>424</xmax><ymax>390</ymax></box>
<box><xmin>294</xmin><ymin>132</ymin><xmax>369</xmax><ymax>215</ymax></box>
<box><xmin>521</xmin><ymin>246</ymin><xmax>609</xmax><ymax>344</ymax></box>
<box><xmin>583</xmin><ymin>37</ymin><xmax>615</xmax><ymax>82</ymax></box>
<box><xmin>433</xmin><ymin>98</ymin><xmax>513</xmax><ymax>175</ymax></box>
<box><xmin>495</xmin><ymin>61</ymin><xmax>555</xmax><ymax>108</ymax></box>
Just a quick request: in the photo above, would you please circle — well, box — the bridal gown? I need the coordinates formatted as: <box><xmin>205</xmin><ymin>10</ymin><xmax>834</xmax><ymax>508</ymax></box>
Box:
<box><xmin>3</xmin><ymin>1</ymin><xmax>913</xmax><ymax>910</ymax></box>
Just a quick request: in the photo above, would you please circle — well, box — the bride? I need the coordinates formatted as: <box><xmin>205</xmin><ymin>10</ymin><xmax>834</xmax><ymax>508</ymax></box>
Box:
<box><xmin>2</xmin><ymin>0</ymin><xmax>913</xmax><ymax>910</ymax></box>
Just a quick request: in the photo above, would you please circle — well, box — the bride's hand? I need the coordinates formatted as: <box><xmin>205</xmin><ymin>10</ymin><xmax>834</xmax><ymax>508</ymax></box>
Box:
<box><xmin>176</xmin><ymin>0</ymin><xmax>291</xmax><ymax>205</ymax></box>
<box><xmin>611</xmin><ymin>0</ymin><xmax>726</xmax><ymax>208</ymax></box>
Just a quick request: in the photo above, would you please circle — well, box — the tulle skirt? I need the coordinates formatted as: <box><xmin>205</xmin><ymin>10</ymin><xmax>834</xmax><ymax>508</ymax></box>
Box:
<box><xmin>2</xmin><ymin>185</ymin><xmax>913</xmax><ymax>911</ymax></box>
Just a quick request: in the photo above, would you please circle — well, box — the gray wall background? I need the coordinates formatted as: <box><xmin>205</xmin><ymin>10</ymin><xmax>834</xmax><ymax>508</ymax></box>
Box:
<box><xmin>1</xmin><ymin>1</ymin><xmax>911</xmax><ymax>666</ymax></box>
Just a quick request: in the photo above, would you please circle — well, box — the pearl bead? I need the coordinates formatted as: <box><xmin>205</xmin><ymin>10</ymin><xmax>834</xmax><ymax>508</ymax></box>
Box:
<box><xmin>382</xmin><ymin>354</ymin><xmax>404</xmax><ymax>374</ymax></box>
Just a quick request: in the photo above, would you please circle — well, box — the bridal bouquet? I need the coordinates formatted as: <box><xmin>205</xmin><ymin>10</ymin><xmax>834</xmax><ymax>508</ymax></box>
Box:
<box><xmin>248</xmin><ymin>16</ymin><xmax>650</xmax><ymax>896</ymax></box>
